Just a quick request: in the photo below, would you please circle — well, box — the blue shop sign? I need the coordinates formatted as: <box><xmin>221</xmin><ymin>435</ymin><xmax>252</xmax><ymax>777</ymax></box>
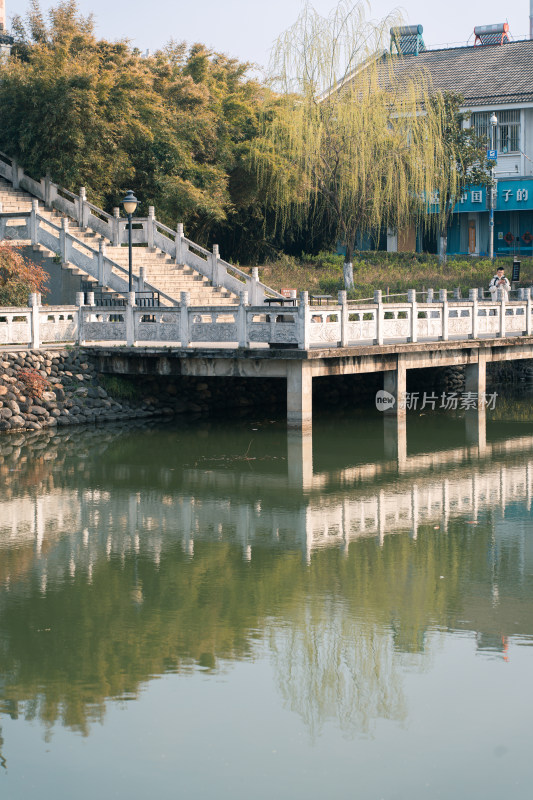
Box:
<box><xmin>495</xmin><ymin>178</ymin><xmax>533</xmax><ymax>211</ymax></box>
<box><xmin>452</xmin><ymin>177</ymin><xmax>533</xmax><ymax>213</ymax></box>
<box><xmin>453</xmin><ymin>187</ymin><xmax>486</xmax><ymax>213</ymax></box>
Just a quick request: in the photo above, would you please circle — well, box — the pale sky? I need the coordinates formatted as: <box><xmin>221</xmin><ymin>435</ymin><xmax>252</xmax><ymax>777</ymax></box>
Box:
<box><xmin>9</xmin><ymin>0</ymin><xmax>533</xmax><ymax>73</ymax></box>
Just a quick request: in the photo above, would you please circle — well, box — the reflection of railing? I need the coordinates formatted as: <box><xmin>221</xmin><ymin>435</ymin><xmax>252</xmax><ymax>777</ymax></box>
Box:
<box><xmin>0</xmin><ymin>151</ymin><xmax>282</xmax><ymax>302</ymax></box>
<box><xmin>2</xmin><ymin>431</ymin><xmax>533</xmax><ymax>572</ymax></box>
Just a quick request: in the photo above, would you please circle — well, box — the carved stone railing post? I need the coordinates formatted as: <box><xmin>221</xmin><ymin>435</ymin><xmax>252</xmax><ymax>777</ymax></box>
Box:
<box><xmin>338</xmin><ymin>290</ymin><xmax>348</xmax><ymax>347</ymax></box>
<box><xmin>79</xmin><ymin>187</ymin><xmax>88</xmax><ymax>229</ymax></box>
<box><xmin>498</xmin><ymin>288</ymin><xmax>506</xmax><ymax>338</ymax></box>
<box><xmin>44</xmin><ymin>173</ymin><xmax>51</xmax><ymax>207</ymax></box>
<box><xmin>76</xmin><ymin>292</ymin><xmax>85</xmax><ymax>345</ymax></box>
<box><xmin>453</xmin><ymin>287</ymin><xmax>461</xmax><ymax>300</ymax></box>
<box><xmin>147</xmin><ymin>206</ymin><xmax>155</xmax><ymax>251</ymax></box>
<box><xmin>126</xmin><ymin>292</ymin><xmax>136</xmax><ymax>346</ymax></box>
<box><xmin>139</xmin><ymin>266</ymin><xmax>146</xmax><ymax>293</ymax></box>
<box><xmin>97</xmin><ymin>241</ymin><xmax>107</xmax><ymax>286</ymax></box>
<box><xmin>238</xmin><ymin>291</ymin><xmax>249</xmax><ymax>348</ymax></box>
<box><xmin>12</xmin><ymin>159</ymin><xmax>21</xmax><ymax>189</ymax></box>
<box><xmin>439</xmin><ymin>289</ymin><xmax>449</xmax><ymax>341</ymax></box>
<box><xmin>30</xmin><ymin>199</ymin><xmax>39</xmax><ymax>247</ymax></box>
<box><xmin>60</xmin><ymin>217</ymin><xmax>70</xmax><ymax>265</ymax></box>
<box><xmin>298</xmin><ymin>291</ymin><xmax>310</xmax><ymax>350</ymax></box>
<box><xmin>175</xmin><ymin>223</ymin><xmax>185</xmax><ymax>265</ymax></box>
<box><xmin>426</xmin><ymin>288</ymin><xmax>434</xmax><ymax>304</ymax></box>
<box><xmin>527</xmin><ymin>290</ymin><xmax>532</xmax><ymax>336</ymax></box>
<box><xmin>251</xmin><ymin>267</ymin><xmax>261</xmax><ymax>305</ymax></box>
<box><xmin>180</xmin><ymin>291</ymin><xmax>190</xmax><ymax>347</ymax></box>
<box><xmin>469</xmin><ymin>288</ymin><xmax>478</xmax><ymax>339</ymax></box>
<box><xmin>211</xmin><ymin>244</ymin><xmax>220</xmax><ymax>287</ymax></box>
<box><xmin>374</xmin><ymin>289</ymin><xmax>383</xmax><ymax>345</ymax></box>
<box><xmin>408</xmin><ymin>289</ymin><xmax>418</xmax><ymax>343</ymax></box>
<box><xmin>112</xmin><ymin>207</ymin><xmax>120</xmax><ymax>246</ymax></box>
<box><xmin>28</xmin><ymin>292</ymin><xmax>41</xmax><ymax>349</ymax></box>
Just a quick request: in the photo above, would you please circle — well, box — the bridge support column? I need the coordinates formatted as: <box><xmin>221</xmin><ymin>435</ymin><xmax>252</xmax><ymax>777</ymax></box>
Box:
<box><xmin>384</xmin><ymin>356</ymin><xmax>407</xmax><ymax>420</ymax></box>
<box><xmin>286</xmin><ymin>361</ymin><xmax>313</xmax><ymax>430</ymax></box>
<box><xmin>287</xmin><ymin>429</ymin><xmax>313</xmax><ymax>490</ymax></box>
<box><xmin>465</xmin><ymin>351</ymin><xmax>486</xmax><ymax>397</ymax></box>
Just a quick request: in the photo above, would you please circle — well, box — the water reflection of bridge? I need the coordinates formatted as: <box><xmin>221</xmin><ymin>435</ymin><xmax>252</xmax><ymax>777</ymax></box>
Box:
<box><xmin>1</xmin><ymin>424</ymin><xmax>532</xmax><ymax>583</ymax></box>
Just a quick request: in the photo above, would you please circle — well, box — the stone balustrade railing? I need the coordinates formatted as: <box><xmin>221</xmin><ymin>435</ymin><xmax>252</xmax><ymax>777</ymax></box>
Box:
<box><xmin>0</xmin><ymin>152</ymin><xmax>281</xmax><ymax>302</ymax></box>
<box><xmin>2</xmin><ymin>288</ymin><xmax>533</xmax><ymax>350</ymax></box>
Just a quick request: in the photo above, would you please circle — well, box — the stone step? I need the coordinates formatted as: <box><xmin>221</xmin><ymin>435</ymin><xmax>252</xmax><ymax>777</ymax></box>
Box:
<box><xmin>0</xmin><ymin>179</ymin><xmax>240</xmax><ymax>303</ymax></box>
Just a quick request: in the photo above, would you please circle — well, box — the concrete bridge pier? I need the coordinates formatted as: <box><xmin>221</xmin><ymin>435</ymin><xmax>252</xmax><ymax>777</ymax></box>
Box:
<box><xmin>383</xmin><ymin>356</ymin><xmax>407</xmax><ymax>422</ymax></box>
<box><xmin>286</xmin><ymin>361</ymin><xmax>313</xmax><ymax>430</ymax></box>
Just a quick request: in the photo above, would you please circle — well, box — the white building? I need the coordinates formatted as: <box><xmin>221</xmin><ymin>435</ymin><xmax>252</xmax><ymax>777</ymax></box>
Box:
<box><xmin>379</xmin><ymin>12</ymin><xmax>533</xmax><ymax>256</ymax></box>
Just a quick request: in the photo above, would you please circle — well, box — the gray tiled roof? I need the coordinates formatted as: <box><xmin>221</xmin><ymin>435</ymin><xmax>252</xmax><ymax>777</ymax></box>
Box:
<box><xmin>376</xmin><ymin>39</ymin><xmax>533</xmax><ymax>106</ymax></box>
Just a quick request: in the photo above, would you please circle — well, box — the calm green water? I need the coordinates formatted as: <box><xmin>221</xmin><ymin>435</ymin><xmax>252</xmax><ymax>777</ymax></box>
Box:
<box><xmin>1</xmin><ymin>398</ymin><xmax>533</xmax><ymax>799</ymax></box>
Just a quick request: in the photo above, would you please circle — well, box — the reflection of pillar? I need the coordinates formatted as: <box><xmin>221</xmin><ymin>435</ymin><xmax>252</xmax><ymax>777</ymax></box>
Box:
<box><xmin>465</xmin><ymin>406</ymin><xmax>487</xmax><ymax>454</ymax></box>
<box><xmin>286</xmin><ymin>361</ymin><xmax>313</xmax><ymax>429</ymax></box>
<box><xmin>378</xmin><ymin>489</ymin><xmax>386</xmax><ymax>546</ymax></box>
<box><xmin>34</xmin><ymin>496</ymin><xmax>45</xmax><ymax>556</ymax></box>
<box><xmin>500</xmin><ymin>466</ymin><xmax>507</xmax><ymax>517</ymax></box>
<box><xmin>442</xmin><ymin>478</ymin><xmax>449</xmax><ymax>532</ymax></box>
<box><xmin>384</xmin><ymin>356</ymin><xmax>407</xmax><ymax>421</ymax></box>
<box><xmin>383</xmin><ymin>414</ymin><xmax>407</xmax><ymax>469</ymax></box>
<box><xmin>465</xmin><ymin>352</ymin><xmax>487</xmax><ymax>453</ymax></box>
<box><xmin>411</xmin><ymin>485</ymin><xmax>419</xmax><ymax>539</ymax></box>
<box><xmin>287</xmin><ymin>428</ymin><xmax>313</xmax><ymax>490</ymax></box>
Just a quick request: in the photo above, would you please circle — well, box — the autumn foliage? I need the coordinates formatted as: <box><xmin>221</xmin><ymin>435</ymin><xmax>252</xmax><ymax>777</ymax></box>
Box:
<box><xmin>0</xmin><ymin>245</ymin><xmax>49</xmax><ymax>306</ymax></box>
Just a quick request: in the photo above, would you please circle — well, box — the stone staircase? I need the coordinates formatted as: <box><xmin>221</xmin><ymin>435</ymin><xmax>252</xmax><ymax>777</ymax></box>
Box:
<box><xmin>0</xmin><ymin>178</ymin><xmax>238</xmax><ymax>306</ymax></box>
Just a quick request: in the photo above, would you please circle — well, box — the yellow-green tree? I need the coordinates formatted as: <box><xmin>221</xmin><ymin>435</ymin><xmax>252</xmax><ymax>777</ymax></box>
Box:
<box><xmin>256</xmin><ymin>1</ymin><xmax>459</xmax><ymax>287</ymax></box>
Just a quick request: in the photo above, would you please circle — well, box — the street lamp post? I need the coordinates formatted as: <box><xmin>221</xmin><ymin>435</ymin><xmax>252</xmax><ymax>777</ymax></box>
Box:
<box><xmin>489</xmin><ymin>114</ymin><xmax>497</xmax><ymax>260</ymax></box>
<box><xmin>121</xmin><ymin>190</ymin><xmax>138</xmax><ymax>292</ymax></box>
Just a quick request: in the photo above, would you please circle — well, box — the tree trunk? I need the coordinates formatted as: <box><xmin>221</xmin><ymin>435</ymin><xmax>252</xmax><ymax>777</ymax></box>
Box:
<box><xmin>343</xmin><ymin>261</ymin><xmax>354</xmax><ymax>289</ymax></box>
<box><xmin>439</xmin><ymin>233</ymin><xmax>448</xmax><ymax>265</ymax></box>
<box><xmin>343</xmin><ymin>229</ymin><xmax>356</xmax><ymax>290</ymax></box>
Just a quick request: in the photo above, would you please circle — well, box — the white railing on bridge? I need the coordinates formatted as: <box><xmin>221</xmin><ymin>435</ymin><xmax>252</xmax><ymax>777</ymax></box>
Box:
<box><xmin>2</xmin><ymin>287</ymin><xmax>533</xmax><ymax>350</ymax></box>
<box><xmin>0</xmin><ymin>152</ymin><xmax>281</xmax><ymax>303</ymax></box>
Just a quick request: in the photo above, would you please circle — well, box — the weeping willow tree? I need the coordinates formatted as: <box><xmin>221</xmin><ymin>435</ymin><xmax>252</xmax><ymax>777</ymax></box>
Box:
<box><xmin>256</xmin><ymin>0</ymin><xmax>459</xmax><ymax>288</ymax></box>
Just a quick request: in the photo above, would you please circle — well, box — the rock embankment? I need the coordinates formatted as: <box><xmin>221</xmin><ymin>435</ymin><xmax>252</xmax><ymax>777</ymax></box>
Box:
<box><xmin>0</xmin><ymin>349</ymin><xmax>160</xmax><ymax>433</ymax></box>
<box><xmin>0</xmin><ymin>348</ymin><xmax>285</xmax><ymax>434</ymax></box>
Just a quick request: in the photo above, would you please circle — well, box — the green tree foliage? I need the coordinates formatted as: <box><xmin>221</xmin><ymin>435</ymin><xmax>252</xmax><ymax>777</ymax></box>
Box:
<box><xmin>254</xmin><ymin>1</ymin><xmax>464</xmax><ymax>286</ymax></box>
<box><xmin>1</xmin><ymin>1</ymin><xmax>276</xmax><ymax>258</ymax></box>
<box><xmin>0</xmin><ymin>245</ymin><xmax>48</xmax><ymax>305</ymax></box>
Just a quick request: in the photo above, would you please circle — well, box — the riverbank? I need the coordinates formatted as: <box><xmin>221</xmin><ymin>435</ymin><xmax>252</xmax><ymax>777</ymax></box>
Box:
<box><xmin>0</xmin><ymin>348</ymin><xmax>285</xmax><ymax>434</ymax></box>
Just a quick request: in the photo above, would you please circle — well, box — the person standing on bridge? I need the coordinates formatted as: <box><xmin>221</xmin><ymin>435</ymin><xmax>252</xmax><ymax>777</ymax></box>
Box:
<box><xmin>489</xmin><ymin>266</ymin><xmax>511</xmax><ymax>301</ymax></box>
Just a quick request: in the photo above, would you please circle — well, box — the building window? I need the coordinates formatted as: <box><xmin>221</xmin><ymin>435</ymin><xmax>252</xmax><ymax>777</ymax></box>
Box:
<box><xmin>471</xmin><ymin>110</ymin><xmax>520</xmax><ymax>154</ymax></box>
<box><xmin>497</xmin><ymin>110</ymin><xmax>520</xmax><ymax>154</ymax></box>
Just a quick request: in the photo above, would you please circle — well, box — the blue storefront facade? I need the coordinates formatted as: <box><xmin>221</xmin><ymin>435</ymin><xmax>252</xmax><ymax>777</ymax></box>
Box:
<box><xmin>446</xmin><ymin>177</ymin><xmax>533</xmax><ymax>257</ymax></box>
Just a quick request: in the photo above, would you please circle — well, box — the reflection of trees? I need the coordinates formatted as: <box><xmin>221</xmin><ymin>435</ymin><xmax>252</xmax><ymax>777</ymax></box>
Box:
<box><xmin>271</xmin><ymin>600</ymin><xmax>406</xmax><ymax>739</ymax></box>
<box><xmin>269</xmin><ymin>522</ymin><xmax>497</xmax><ymax>738</ymax></box>
<box><xmin>0</xmin><ymin>545</ymin><xmax>304</xmax><ymax>736</ymax></box>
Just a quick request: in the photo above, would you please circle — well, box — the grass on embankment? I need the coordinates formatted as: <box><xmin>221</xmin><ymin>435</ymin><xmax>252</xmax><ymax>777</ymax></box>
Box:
<box><xmin>246</xmin><ymin>252</ymin><xmax>533</xmax><ymax>300</ymax></box>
